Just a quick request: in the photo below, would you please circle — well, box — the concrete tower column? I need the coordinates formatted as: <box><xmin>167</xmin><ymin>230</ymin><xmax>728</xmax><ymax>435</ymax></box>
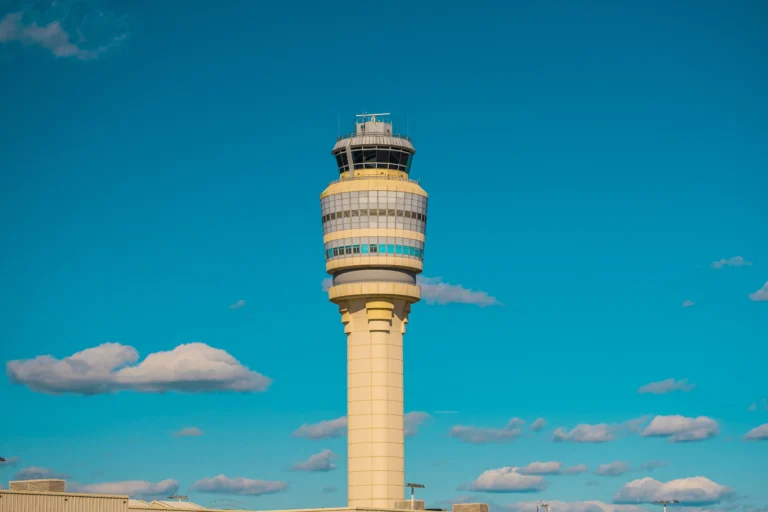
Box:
<box><xmin>333</xmin><ymin>291</ymin><xmax>417</xmax><ymax>509</ymax></box>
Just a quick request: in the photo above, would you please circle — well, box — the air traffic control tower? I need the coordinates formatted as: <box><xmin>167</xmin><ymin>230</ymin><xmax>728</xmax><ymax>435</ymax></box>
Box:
<box><xmin>320</xmin><ymin>114</ymin><xmax>428</xmax><ymax>509</ymax></box>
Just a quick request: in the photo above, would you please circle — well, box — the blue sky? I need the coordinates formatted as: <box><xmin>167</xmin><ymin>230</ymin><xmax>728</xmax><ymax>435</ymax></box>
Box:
<box><xmin>0</xmin><ymin>0</ymin><xmax>766</xmax><ymax>510</ymax></box>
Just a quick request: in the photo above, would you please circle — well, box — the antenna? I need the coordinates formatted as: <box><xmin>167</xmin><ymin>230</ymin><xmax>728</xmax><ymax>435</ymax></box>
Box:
<box><xmin>168</xmin><ymin>495</ymin><xmax>189</xmax><ymax>502</ymax></box>
<box><xmin>538</xmin><ymin>501</ymin><xmax>551</xmax><ymax>512</ymax></box>
<box><xmin>406</xmin><ymin>483</ymin><xmax>425</xmax><ymax>510</ymax></box>
<box><xmin>653</xmin><ymin>500</ymin><xmax>680</xmax><ymax>512</ymax></box>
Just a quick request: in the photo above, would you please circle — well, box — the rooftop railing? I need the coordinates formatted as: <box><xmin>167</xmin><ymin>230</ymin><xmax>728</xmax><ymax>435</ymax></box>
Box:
<box><xmin>327</xmin><ymin>175</ymin><xmax>420</xmax><ymax>186</ymax></box>
<box><xmin>336</xmin><ymin>132</ymin><xmax>411</xmax><ymax>142</ymax></box>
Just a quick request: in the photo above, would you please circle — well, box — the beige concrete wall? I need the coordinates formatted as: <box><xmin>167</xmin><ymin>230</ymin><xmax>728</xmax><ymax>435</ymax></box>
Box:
<box><xmin>336</xmin><ymin>297</ymin><xmax>413</xmax><ymax>509</ymax></box>
<box><xmin>0</xmin><ymin>490</ymin><xmax>128</xmax><ymax>512</ymax></box>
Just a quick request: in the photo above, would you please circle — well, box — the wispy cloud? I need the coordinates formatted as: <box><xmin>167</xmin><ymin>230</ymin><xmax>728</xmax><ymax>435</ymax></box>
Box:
<box><xmin>405</xmin><ymin>411</ymin><xmax>431</xmax><ymax>437</ymax></box>
<box><xmin>553</xmin><ymin>417</ymin><xmax>647</xmax><ymax>443</ymax></box>
<box><xmin>594</xmin><ymin>461</ymin><xmax>630</xmax><ymax>477</ymax></box>
<box><xmin>0</xmin><ymin>7</ymin><xmax>124</xmax><ymax>60</ymax></box>
<box><xmin>417</xmin><ymin>276</ymin><xmax>501</xmax><ymax>306</ymax></box>
<box><xmin>682</xmin><ymin>300</ymin><xmax>695</xmax><ymax>308</ymax></box>
<box><xmin>638</xmin><ymin>378</ymin><xmax>695</xmax><ymax>395</ymax></box>
<box><xmin>517</xmin><ymin>462</ymin><xmax>563</xmax><ymax>475</ymax></box>
<box><xmin>530</xmin><ymin>418</ymin><xmax>546</xmax><ymax>432</ymax></box>
<box><xmin>563</xmin><ymin>464</ymin><xmax>589</xmax><ymax>476</ymax></box>
<box><xmin>173</xmin><ymin>427</ymin><xmax>203</xmax><ymax>438</ymax></box>
<box><xmin>191</xmin><ymin>475</ymin><xmax>288</xmax><ymax>496</ymax></box>
<box><xmin>748</xmin><ymin>398</ymin><xmax>768</xmax><ymax>412</ymax></box>
<box><xmin>748</xmin><ymin>282</ymin><xmax>768</xmax><ymax>302</ymax></box>
<box><xmin>641</xmin><ymin>415</ymin><xmax>718</xmax><ymax>443</ymax></box>
<box><xmin>640</xmin><ymin>460</ymin><xmax>668</xmax><ymax>472</ymax></box>
<box><xmin>291</xmin><ymin>450</ymin><xmax>337</xmax><ymax>472</ymax></box>
<box><xmin>292</xmin><ymin>416</ymin><xmax>347</xmax><ymax>440</ymax></box>
<box><xmin>744</xmin><ymin>423</ymin><xmax>768</xmax><ymax>441</ymax></box>
<box><xmin>14</xmin><ymin>466</ymin><xmax>68</xmax><ymax>480</ymax></box>
<box><xmin>449</xmin><ymin>418</ymin><xmax>524</xmax><ymax>444</ymax></box>
<box><xmin>70</xmin><ymin>479</ymin><xmax>179</xmax><ymax>498</ymax></box>
<box><xmin>614</xmin><ymin>476</ymin><xmax>733</xmax><ymax>505</ymax></box>
<box><xmin>467</xmin><ymin>466</ymin><xmax>547</xmax><ymax>492</ymax></box>
<box><xmin>6</xmin><ymin>342</ymin><xmax>271</xmax><ymax>395</ymax></box>
<box><xmin>711</xmin><ymin>256</ymin><xmax>752</xmax><ymax>269</ymax></box>
<box><xmin>229</xmin><ymin>299</ymin><xmax>246</xmax><ymax>310</ymax></box>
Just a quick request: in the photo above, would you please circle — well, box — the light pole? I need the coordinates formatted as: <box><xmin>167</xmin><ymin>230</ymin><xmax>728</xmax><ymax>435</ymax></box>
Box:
<box><xmin>653</xmin><ymin>500</ymin><xmax>680</xmax><ymax>512</ymax></box>
<box><xmin>405</xmin><ymin>483</ymin><xmax>424</xmax><ymax>510</ymax></box>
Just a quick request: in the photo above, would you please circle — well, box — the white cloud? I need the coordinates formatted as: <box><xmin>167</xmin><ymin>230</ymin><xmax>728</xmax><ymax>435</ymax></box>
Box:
<box><xmin>595</xmin><ymin>461</ymin><xmax>630</xmax><ymax>477</ymax></box>
<box><xmin>564</xmin><ymin>464</ymin><xmax>589</xmax><ymax>476</ymax></box>
<box><xmin>614</xmin><ymin>476</ymin><xmax>733</xmax><ymax>504</ymax></box>
<box><xmin>530</xmin><ymin>418</ymin><xmax>546</xmax><ymax>432</ymax></box>
<box><xmin>518</xmin><ymin>462</ymin><xmax>563</xmax><ymax>475</ymax></box>
<box><xmin>641</xmin><ymin>460</ymin><xmax>668</xmax><ymax>472</ymax></box>
<box><xmin>642</xmin><ymin>415</ymin><xmax>719</xmax><ymax>443</ymax></box>
<box><xmin>744</xmin><ymin>423</ymin><xmax>768</xmax><ymax>441</ymax></box>
<box><xmin>322</xmin><ymin>277</ymin><xmax>333</xmax><ymax>292</ymax></box>
<box><xmin>417</xmin><ymin>276</ymin><xmax>501</xmax><ymax>306</ymax></box>
<box><xmin>711</xmin><ymin>256</ymin><xmax>752</xmax><ymax>269</ymax></box>
<box><xmin>71</xmin><ymin>479</ymin><xmax>179</xmax><ymax>498</ymax></box>
<box><xmin>638</xmin><ymin>378</ymin><xmax>695</xmax><ymax>395</ymax></box>
<box><xmin>450</xmin><ymin>418</ymin><xmax>524</xmax><ymax>443</ymax></box>
<box><xmin>6</xmin><ymin>342</ymin><xmax>271</xmax><ymax>395</ymax></box>
<box><xmin>748</xmin><ymin>282</ymin><xmax>768</xmax><ymax>302</ymax></box>
<box><xmin>229</xmin><ymin>299</ymin><xmax>246</xmax><ymax>310</ymax></box>
<box><xmin>291</xmin><ymin>449</ymin><xmax>337</xmax><ymax>472</ymax></box>
<box><xmin>173</xmin><ymin>427</ymin><xmax>203</xmax><ymax>438</ymax></box>
<box><xmin>292</xmin><ymin>416</ymin><xmax>347</xmax><ymax>439</ymax></box>
<box><xmin>682</xmin><ymin>300</ymin><xmax>695</xmax><ymax>308</ymax></box>
<box><xmin>191</xmin><ymin>475</ymin><xmax>288</xmax><ymax>496</ymax></box>
<box><xmin>405</xmin><ymin>411</ymin><xmax>431</xmax><ymax>437</ymax></box>
<box><xmin>0</xmin><ymin>12</ymin><xmax>106</xmax><ymax>59</ymax></box>
<box><xmin>0</xmin><ymin>456</ymin><xmax>20</xmax><ymax>467</ymax></box>
<box><xmin>507</xmin><ymin>501</ymin><xmax>649</xmax><ymax>512</ymax></box>
<box><xmin>747</xmin><ymin>398</ymin><xmax>767</xmax><ymax>412</ymax></box>
<box><xmin>553</xmin><ymin>417</ymin><xmax>647</xmax><ymax>443</ymax></box>
<box><xmin>467</xmin><ymin>467</ymin><xmax>547</xmax><ymax>492</ymax></box>
<box><xmin>14</xmin><ymin>466</ymin><xmax>66</xmax><ymax>480</ymax></box>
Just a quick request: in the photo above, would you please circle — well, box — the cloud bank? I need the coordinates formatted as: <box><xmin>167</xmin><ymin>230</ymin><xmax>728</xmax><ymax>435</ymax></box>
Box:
<box><xmin>744</xmin><ymin>423</ymin><xmax>768</xmax><ymax>441</ymax></box>
<box><xmin>614</xmin><ymin>476</ymin><xmax>732</xmax><ymax>505</ymax></box>
<box><xmin>14</xmin><ymin>467</ymin><xmax>67</xmax><ymax>480</ymax></box>
<box><xmin>6</xmin><ymin>342</ymin><xmax>271</xmax><ymax>395</ymax></box>
<box><xmin>417</xmin><ymin>276</ymin><xmax>500</xmax><ymax>306</ymax></box>
<box><xmin>173</xmin><ymin>427</ymin><xmax>203</xmax><ymax>438</ymax></box>
<box><xmin>450</xmin><ymin>418</ymin><xmax>524</xmax><ymax>443</ymax></box>
<box><xmin>595</xmin><ymin>461</ymin><xmax>630</xmax><ymax>477</ymax></box>
<box><xmin>405</xmin><ymin>411</ymin><xmax>431</xmax><ymax>437</ymax></box>
<box><xmin>748</xmin><ymin>282</ymin><xmax>768</xmax><ymax>302</ymax></box>
<box><xmin>191</xmin><ymin>475</ymin><xmax>288</xmax><ymax>496</ymax></box>
<box><xmin>292</xmin><ymin>416</ymin><xmax>348</xmax><ymax>439</ymax></box>
<box><xmin>711</xmin><ymin>256</ymin><xmax>751</xmax><ymax>269</ymax></box>
<box><xmin>291</xmin><ymin>450</ymin><xmax>337</xmax><ymax>472</ymax></box>
<box><xmin>71</xmin><ymin>479</ymin><xmax>179</xmax><ymax>498</ymax></box>
<box><xmin>638</xmin><ymin>378</ymin><xmax>695</xmax><ymax>395</ymax></box>
<box><xmin>553</xmin><ymin>418</ymin><xmax>646</xmax><ymax>443</ymax></box>
<box><xmin>641</xmin><ymin>415</ymin><xmax>718</xmax><ymax>443</ymax></box>
<box><xmin>467</xmin><ymin>467</ymin><xmax>547</xmax><ymax>492</ymax></box>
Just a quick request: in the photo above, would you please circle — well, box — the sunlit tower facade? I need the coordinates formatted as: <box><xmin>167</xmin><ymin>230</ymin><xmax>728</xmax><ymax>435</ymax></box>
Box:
<box><xmin>319</xmin><ymin>114</ymin><xmax>428</xmax><ymax>509</ymax></box>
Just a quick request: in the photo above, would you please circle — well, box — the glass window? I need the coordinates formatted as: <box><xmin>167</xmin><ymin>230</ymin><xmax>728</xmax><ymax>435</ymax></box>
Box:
<box><xmin>351</xmin><ymin>209</ymin><xmax>358</xmax><ymax>217</ymax></box>
<box><xmin>332</xmin><ymin>248</ymin><xmax>339</xmax><ymax>256</ymax></box>
<box><xmin>364</xmin><ymin>149</ymin><xmax>376</xmax><ymax>163</ymax></box>
<box><xmin>387</xmin><ymin>244</ymin><xmax>395</xmax><ymax>254</ymax></box>
<box><xmin>361</xmin><ymin>244</ymin><xmax>369</xmax><ymax>253</ymax></box>
<box><xmin>389</xmin><ymin>150</ymin><xmax>401</xmax><ymax>165</ymax></box>
<box><xmin>331</xmin><ymin>212</ymin><xmax>336</xmax><ymax>220</ymax></box>
<box><xmin>379</xmin><ymin>244</ymin><xmax>386</xmax><ymax>253</ymax></box>
<box><xmin>370</xmin><ymin>244</ymin><xmax>378</xmax><ymax>253</ymax></box>
<box><xmin>335</xmin><ymin>154</ymin><xmax>344</xmax><ymax>170</ymax></box>
<box><xmin>341</xmin><ymin>152</ymin><xmax>349</xmax><ymax>166</ymax></box>
<box><xmin>409</xmin><ymin>246</ymin><xmax>415</xmax><ymax>256</ymax></box>
<box><xmin>395</xmin><ymin>245</ymin><xmax>403</xmax><ymax>254</ymax></box>
<box><xmin>388</xmin><ymin>209</ymin><xmax>395</xmax><ymax>216</ymax></box>
<box><xmin>353</xmin><ymin>245</ymin><xmax>360</xmax><ymax>254</ymax></box>
<box><xmin>377</xmin><ymin>149</ymin><xmax>389</xmax><ymax>165</ymax></box>
<box><xmin>345</xmin><ymin>246</ymin><xmax>352</xmax><ymax>255</ymax></box>
<box><xmin>352</xmin><ymin>150</ymin><xmax>363</xmax><ymax>165</ymax></box>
